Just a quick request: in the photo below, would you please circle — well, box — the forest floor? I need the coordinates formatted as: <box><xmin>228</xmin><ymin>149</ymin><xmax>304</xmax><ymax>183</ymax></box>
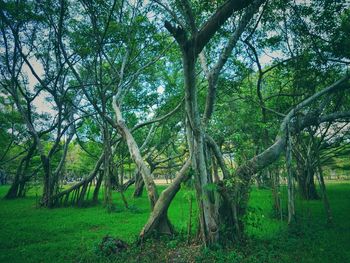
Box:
<box><xmin>0</xmin><ymin>182</ymin><xmax>349</xmax><ymax>262</ymax></box>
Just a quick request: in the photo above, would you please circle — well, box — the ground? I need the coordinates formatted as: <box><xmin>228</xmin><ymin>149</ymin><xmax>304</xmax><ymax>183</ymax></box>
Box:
<box><xmin>0</xmin><ymin>182</ymin><xmax>349</xmax><ymax>262</ymax></box>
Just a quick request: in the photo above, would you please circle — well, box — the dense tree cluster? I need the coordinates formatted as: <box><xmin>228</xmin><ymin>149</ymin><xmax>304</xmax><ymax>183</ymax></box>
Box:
<box><xmin>0</xmin><ymin>0</ymin><xmax>349</xmax><ymax>246</ymax></box>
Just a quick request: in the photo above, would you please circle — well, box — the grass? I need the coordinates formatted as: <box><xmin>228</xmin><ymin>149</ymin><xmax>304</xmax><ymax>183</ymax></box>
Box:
<box><xmin>0</xmin><ymin>182</ymin><xmax>349</xmax><ymax>262</ymax></box>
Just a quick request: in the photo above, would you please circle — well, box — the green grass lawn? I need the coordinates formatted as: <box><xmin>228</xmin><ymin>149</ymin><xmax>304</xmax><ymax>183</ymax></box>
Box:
<box><xmin>0</xmin><ymin>182</ymin><xmax>349</xmax><ymax>262</ymax></box>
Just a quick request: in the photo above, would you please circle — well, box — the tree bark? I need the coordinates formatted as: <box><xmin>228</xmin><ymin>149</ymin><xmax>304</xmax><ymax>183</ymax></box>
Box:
<box><xmin>296</xmin><ymin>166</ymin><xmax>319</xmax><ymax>200</ymax></box>
<box><xmin>286</xmin><ymin>127</ymin><xmax>296</xmax><ymax>224</ymax></box>
<box><xmin>4</xmin><ymin>142</ymin><xmax>36</xmax><ymax>199</ymax></box>
<box><xmin>113</xmin><ymin>100</ymin><xmax>174</xmax><ymax>234</ymax></box>
<box><xmin>93</xmin><ymin>170</ymin><xmax>104</xmax><ymax>203</ymax></box>
<box><xmin>103</xmin><ymin>125</ymin><xmax>113</xmax><ymax>209</ymax></box>
<box><xmin>50</xmin><ymin>152</ymin><xmax>105</xmax><ymax>206</ymax></box>
<box><xmin>113</xmin><ymin>101</ymin><xmax>159</xmax><ymax>208</ymax></box>
<box><xmin>133</xmin><ymin>170</ymin><xmax>144</xmax><ymax>198</ymax></box>
<box><xmin>164</xmin><ymin>0</ymin><xmax>267</xmax><ymax>246</ymax></box>
<box><xmin>140</xmin><ymin>158</ymin><xmax>191</xmax><ymax>238</ymax></box>
<box><xmin>316</xmin><ymin>156</ymin><xmax>333</xmax><ymax>223</ymax></box>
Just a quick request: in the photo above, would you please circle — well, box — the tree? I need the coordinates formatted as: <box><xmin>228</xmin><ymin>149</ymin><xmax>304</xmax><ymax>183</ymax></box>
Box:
<box><xmin>1</xmin><ymin>0</ymin><xmax>349</xmax><ymax>249</ymax></box>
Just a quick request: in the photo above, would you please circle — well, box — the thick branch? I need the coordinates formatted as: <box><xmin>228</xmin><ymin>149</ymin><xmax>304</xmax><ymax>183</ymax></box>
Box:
<box><xmin>205</xmin><ymin>134</ymin><xmax>230</xmax><ymax>179</ymax></box>
<box><xmin>140</xmin><ymin>157</ymin><xmax>191</xmax><ymax>238</ymax></box>
<box><xmin>202</xmin><ymin>0</ymin><xmax>263</xmax><ymax>122</ymax></box>
<box><xmin>113</xmin><ymin>99</ymin><xmax>159</xmax><ymax>208</ymax></box>
<box><xmin>195</xmin><ymin>0</ymin><xmax>256</xmax><ymax>54</ymax></box>
<box><xmin>236</xmin><ymin>75</ymin><xmax>350</xmax><ymax>180</ymax></box>
<box><xmin>52</xmin><ymin>152</ymin><xmax>105</xmax><ymax>200</ymax></box>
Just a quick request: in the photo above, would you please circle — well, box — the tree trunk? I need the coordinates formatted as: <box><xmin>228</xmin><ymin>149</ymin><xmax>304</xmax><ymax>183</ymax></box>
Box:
<box><xmin>4</xmin><ymin>142</ymin><xmax>36</xmax><ymax>199</ymax></box>
<box><xmin>316</xmin><ymin>160</ymin><xmax>332</xmax><ymax>223</ymax></box>
<box><xmin>297</xmin><ymin>164</ymin><xmax>319</xmax><ymax>200</ymax></box>
<box><xmin>133</xmin><ymin>170</ymin><xmax>144</xmax><ymax>198</ymax></box>
<box><xmin>113</xmin><ymin>101</ymin><xmax>173</xmax><ymax>233</ymax></box>
<box><xmin>271</xmin><ymin>169</ymin><xmax>282</xmax><ymax>219</ymax></box>
<box><xmin>18</xmin><ymin>178</ymin><xmax>28</xmax><ymax>197</ymax></box>
<box><xmin>103</xmin><ymin>126</ymin><xmax>113</xmax><ymax>209</ymax></box>
<box><xmin>41</xmin><ymin>155</ymin><xmax>54</xmax><ymax>208</ymax></box>
<box><xmin>140</xmin><ymin>158</ymin><xmax>191</xmax><ymax>239</ymax></box>
<box><xmin>4</xmin><ymin>181</ymin><xmax>20</xmax><ymax>199</ymax></box>
<box><xmin>93</xmin><ymin>170</ymin><xmax>104</xmax><ymax>203</ymax></box>
<box><xmin>182</xmin><ymin>47</ymin><xmax>220</xmax><ymax>245</ymax></box>
<box><xmin>286</xmin><ymin>130</ymin><xmax>296</xmax><ymax>224</ymax></box>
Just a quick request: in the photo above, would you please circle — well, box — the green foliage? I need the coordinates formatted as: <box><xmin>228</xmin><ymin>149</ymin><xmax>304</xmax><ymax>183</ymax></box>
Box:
<box><xmin>332</xmin><ymin>9</ymin><xmax>350</xmax><ymax>59</ymax></box>
<box><xmin>95</xmin><ymin>235</ymin><xmax>128</xmax><ymax>257</ymax></box>
<box><xmin>244</xmin><ymin>206</ymin><xmax>264</xmax><ymax>231</ymax></box>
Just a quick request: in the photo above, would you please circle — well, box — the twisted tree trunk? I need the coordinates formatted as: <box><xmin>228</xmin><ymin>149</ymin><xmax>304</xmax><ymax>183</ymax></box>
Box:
<box><xmin>140</xmin><ymin>158</ymin><xmax>191</xmax><ymax>239</ymax></box>
<box><xmin>113</xmin><ymin>101</ymin><xmax>173</xmax><ymax>234</ymax></box>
